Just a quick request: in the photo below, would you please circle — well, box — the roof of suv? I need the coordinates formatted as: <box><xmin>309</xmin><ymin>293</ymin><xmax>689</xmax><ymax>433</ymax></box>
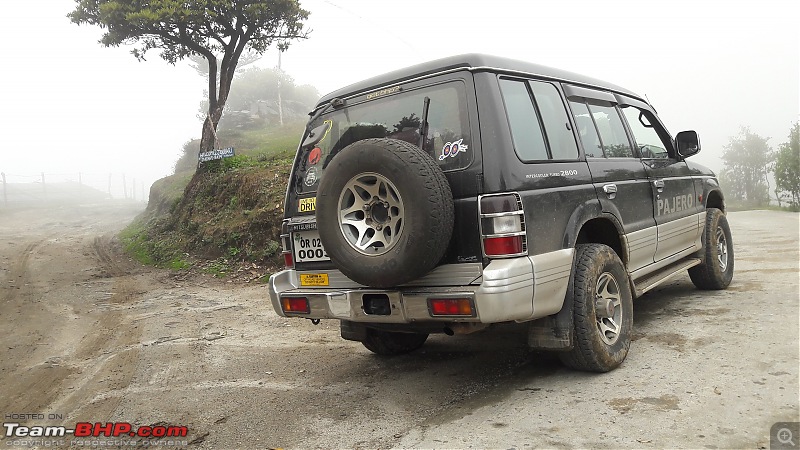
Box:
<box><xmin>317</xmin><ymin>53</ymin><xmax>644</xmax><ymax>106</ymax></box>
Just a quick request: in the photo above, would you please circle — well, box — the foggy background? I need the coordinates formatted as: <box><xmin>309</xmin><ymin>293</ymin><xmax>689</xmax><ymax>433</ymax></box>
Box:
<box><xmin>1</xmin><ymin>0</ymin><xmax>797</xmax><ymax>199</ymax></box>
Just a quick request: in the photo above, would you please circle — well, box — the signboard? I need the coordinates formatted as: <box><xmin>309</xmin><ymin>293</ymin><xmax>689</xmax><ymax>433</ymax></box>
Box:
<box><xmin>198</xmin><ymin>147</ymin><xmax>235</xmax><ymax>163</ymax></box>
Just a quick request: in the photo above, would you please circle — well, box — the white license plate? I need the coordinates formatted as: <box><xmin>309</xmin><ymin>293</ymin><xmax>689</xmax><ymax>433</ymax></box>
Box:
<box><xmin>293</xmin><ymin>229</ymin><xmax>329</xmax><ymax>262</ymax></box>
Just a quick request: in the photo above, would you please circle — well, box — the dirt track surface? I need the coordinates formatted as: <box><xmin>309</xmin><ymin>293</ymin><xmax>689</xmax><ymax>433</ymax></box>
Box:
<box><xmin>0</xmin><ymin>204</ymin><xmax>798</xmax><ymax>449</ymax></box>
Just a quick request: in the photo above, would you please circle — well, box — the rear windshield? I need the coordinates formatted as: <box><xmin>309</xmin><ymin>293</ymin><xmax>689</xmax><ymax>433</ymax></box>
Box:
<box><xmin>293</xmin><ymin>81</ymin><xmax>471</xmax><ymax>195</ymax></box>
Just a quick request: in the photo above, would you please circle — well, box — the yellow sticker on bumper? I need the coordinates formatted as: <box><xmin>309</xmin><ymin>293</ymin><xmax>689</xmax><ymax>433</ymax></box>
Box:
<box><xmin>300</xmin><ymin>273</ymin><xmax>329</xmax><ymax>286</ymax></box>
<box><xmin>298</xmin><ymin>197</ymin><xmax>316</xmax><ymax>212</ymax></box>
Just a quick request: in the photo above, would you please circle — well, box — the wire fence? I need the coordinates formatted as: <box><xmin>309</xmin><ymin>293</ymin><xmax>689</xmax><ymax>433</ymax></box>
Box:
<box><xmin>1</xmin><ymin>171</ymin><xmax>151</xmax><ymax>206</ymax></box>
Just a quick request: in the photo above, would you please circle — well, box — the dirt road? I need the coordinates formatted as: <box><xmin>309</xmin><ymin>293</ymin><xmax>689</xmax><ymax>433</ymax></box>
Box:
<box><xmin>1</xmin><ymin>204</ymin><xmax>798</xmax><ymax>449</ymax></box>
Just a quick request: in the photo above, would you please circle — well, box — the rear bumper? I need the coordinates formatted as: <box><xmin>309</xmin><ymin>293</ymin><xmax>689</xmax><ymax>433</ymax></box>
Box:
<box><xmin>268</xmin><ymin>250</ymin><xmax>573</xmax><ymax>324</ymax></box>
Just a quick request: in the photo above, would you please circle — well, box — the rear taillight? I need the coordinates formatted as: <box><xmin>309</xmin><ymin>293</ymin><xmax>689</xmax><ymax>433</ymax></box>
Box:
<box><xmin>280</xmin><ymin>220</ymin><xmax>294</xmax><ymax>268</ymax></box>
<box><xmin>483</xmin><ymin>236</ymin><xmax>524</xmax><ymax>256</ymax></box>
<box><xmin>281</xmin><ymin>297</ymin><xmax>310</xmax><ymax>314</ymax></box>
<box><xmin>479</xmin><ymin>193</ymin><xmax>526</xmax><ymax>258</ymax></box>
<box><xmin>428</xmin><ymin>298</ymin><xmax>475</xmax><ymax>316</ymax></box>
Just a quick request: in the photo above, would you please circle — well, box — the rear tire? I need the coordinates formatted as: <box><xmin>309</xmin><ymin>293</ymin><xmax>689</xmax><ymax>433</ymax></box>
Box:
<box><xmin>559</xmin><ymin>244</ymin><xmax>633</xmax><ymax>372</ymax></box>
<box><xmin>361</xmin><ymin>329</ymin><xmax>428</xmax><ymax>356</ymax></box>
<box><xmin>689</xmin><ymin>208</ymin><xmax>734</xmax><ymax>290</ymax></box>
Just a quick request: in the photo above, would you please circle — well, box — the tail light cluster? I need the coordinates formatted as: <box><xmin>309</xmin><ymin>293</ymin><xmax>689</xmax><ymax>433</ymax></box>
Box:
<box><xmin>281</xmin><ymin>297</ymin><xmax>310</xmax><ymax>314</ymax></box>
<box><xmin>428</xmin><ymin>298</ymin><xmax>475</xmax><ymax>316</ymax></box>
<box><xmin>280</xmin><ymin>220</ymin><xmax>294</xmax><ymax>268</ymax></box>
<box><xmin>479</xmin><ymin>193</ymin><xmax>527</xmax><ymax>258</ymax></box>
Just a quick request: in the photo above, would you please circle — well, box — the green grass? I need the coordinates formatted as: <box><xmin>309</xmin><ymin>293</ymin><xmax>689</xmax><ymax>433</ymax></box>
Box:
<box><xmin>224</xmin><ymin>123</ymin><xmax>304</xmax><ymax>157</ymax></box>
<box><xmin>168</xmin><ymin>258</ymin><xmax>191</xmax><ymax>270</ymax></box>
<box><xmin>120</xmin><ymin>219</ymin><xmax>192</xmax><ymax>271</ymax></box>
<box><xmin>174</xmin><ymin>119</ymin><xmax>304</xmax><ymax>173</ymax></box>
<box><xmin>119</xmin><ymin>222</ymin><xmax>155</xmax><ymax>266</ymax></box>
<box><xmin>204</xmin><ymin>258</ymin><xmax>232</xmax><ymax>277</ymax></box>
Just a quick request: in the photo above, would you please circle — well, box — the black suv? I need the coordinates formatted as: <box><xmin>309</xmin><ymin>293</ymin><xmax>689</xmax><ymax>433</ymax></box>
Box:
<box><xmin>268</xmin><ymin>54</ymin><xmax>733</xmax><ymax>372</ymax></box>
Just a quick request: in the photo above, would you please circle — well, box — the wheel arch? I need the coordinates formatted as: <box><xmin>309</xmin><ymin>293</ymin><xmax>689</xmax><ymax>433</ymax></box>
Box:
<box><xmin>564</xmin><ymin>204</ymin><xmax>628</xmax><ymax>266</ymax></box>
<box><xmin>705</xmin><ymin>188</ymin><xmax>725</xmax><ymax>213</ymax></box>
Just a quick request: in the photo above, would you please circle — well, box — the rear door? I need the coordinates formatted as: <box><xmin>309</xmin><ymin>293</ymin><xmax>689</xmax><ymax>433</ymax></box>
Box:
<box><xmin>564</xmin><ymin>86</ymin><xmax>657</xmax><ymax>272</ymax></box>
<box><xmin>287</xmin><ymin>73</ymin><xmax>482</xmax><ymax>272</ymax></box>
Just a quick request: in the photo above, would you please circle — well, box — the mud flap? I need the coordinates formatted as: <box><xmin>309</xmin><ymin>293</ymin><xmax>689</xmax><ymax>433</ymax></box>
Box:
<box><xmin>527</xmin><ymin>296</ymin><xmax>574</xmax><ymax>350</ymax></box>
<box><xmin>340</xmin><ymin>320</ymin><xmax>367</xmax><ymax>342</ymax></box>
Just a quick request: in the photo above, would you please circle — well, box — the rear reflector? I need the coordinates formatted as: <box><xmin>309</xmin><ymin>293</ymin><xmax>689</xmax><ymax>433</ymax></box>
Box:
<box><xmin>483</xmin><ymin>236</ymin><xmax>523</xmax><ymax>256</ymax></box>
<box><xmin>281</xmin><ymin>297</ymin><xmax>310</xmax><ymax>314</ymax></box>
<box><xmin>429</xmin><ymin>298</ymin><xmax>474</xmax><ymax>316</ymax></box>
<box><xmin>283</xmin><ymin>252</ymin><xmax>294</xmax><ymax>268</ymax></box>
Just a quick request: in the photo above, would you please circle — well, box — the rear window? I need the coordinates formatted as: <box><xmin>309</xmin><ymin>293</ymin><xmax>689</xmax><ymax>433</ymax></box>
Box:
<box><xmin>293</xmin><ymin>81</ymin><xmax>471</xmax><ymax>195</ymax></box>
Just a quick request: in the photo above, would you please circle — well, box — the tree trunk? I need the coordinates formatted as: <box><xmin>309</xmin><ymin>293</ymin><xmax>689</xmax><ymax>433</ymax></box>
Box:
<box><xmin>199</xmin><ymin>107</ymin><xmax>224</xmax><ymax>153</ymax></box>
<box><xmin>196</xmin><ymin>32</ymin><xmax>245</xmax><ymax>164</ymax></box>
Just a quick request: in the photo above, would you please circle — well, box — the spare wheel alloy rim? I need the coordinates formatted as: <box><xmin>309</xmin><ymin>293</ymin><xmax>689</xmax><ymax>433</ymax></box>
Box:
<box><xmin>337</xmin><ymin>172</ymin><xmax>405</xmax><ymax>256</ymax></box>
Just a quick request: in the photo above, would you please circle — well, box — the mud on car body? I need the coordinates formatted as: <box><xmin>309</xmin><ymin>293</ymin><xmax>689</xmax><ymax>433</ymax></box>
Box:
<box><xmin>268</xmin><ymin>54</ymin><xmax>733</xmax><ymax>372</ymax></box>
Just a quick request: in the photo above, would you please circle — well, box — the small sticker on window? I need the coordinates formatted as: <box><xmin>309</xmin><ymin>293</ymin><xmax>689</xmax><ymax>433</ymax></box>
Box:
<box><xmin>308</xmin><ymin>147</ymin><xmax>322</xmax><ymax>165</ymax></box>
<box><xmin>298</xmin><ymin>197</ymin><xmax>316</xmax><ymax>212</ymax></box>
<box><xmin>439</xmin><ymin>139</ymin><xmax>468</xmax><ymax>160</ymax></box>
<box><xmin>304</xmin><ymin>167</ymin><xmax>319</xmax><ymax>187</ymax></box>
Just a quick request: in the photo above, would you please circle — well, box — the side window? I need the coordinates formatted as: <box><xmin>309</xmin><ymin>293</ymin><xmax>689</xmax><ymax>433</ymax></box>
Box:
<box><xmin>568</xmin><ymin>100</ymin><xmax>603</xmax><ymax>158</ymax></box>
<box><xmin>569</xmin><ymin>99</ymin><xmax>633</xmax><ymax>158</ymax></box>
<box><xmin>587</xmin><ymin>103</ymin><xmax>633</xmax><ymax>158</ymax></box>
<box><xmin>499</xmin><ymin>79</ymin><xmax>548</xmax><ymax>161</ymax></box>
<box><xmin>621</xmin><ymin>106</ymin><xmax>671</xmax><ymax>159</ymax></box>
<box><xmin>528</xmin><ymin>81</ymin><xmax>579</xmax><ymax>160</ymax></box>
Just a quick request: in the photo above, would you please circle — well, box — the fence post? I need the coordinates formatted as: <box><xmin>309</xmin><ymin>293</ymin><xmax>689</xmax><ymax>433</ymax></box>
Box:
<box><xmin>1</xmin><ymin>172</ymin><xmax>6</xmax><ymax>206</ymax></box>
<box><xmin>122</xmin><ymin>173</ymin><xmax>128</xmax><ymax>199</ymax></box>
<box><xmin>41</xmin><ymin>172</ymin><xmax>46</xmax><ymax>198</ymax></box>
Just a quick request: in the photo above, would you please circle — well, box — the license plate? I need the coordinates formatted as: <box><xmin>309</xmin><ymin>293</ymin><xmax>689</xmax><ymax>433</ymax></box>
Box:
<box><xmin>293</xmin><ymin>229</ymin><xmax>329</xmax><ymax>262</ymax></box>
<box><xmin>300</xmin><ymin>273</ymin><xmax>329</xmax><ymax>286</ymax></box>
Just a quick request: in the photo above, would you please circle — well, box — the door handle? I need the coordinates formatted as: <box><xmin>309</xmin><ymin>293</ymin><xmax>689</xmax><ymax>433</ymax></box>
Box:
<box><xmin>602</xmin><ymin>184</ymin><xmax>617</xmax><ymax>199</ymax></box>
<box><xmin>653</xmin><ymin>179</ymin><xmax>665</xmax><ymax>193</ymax></box>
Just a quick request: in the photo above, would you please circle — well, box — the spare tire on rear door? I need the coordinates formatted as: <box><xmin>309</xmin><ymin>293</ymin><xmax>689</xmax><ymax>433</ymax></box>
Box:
<box><xmin>316</xmin><ymin>138</ymin><xmax>454</xmax><ymax>288</ymax></box>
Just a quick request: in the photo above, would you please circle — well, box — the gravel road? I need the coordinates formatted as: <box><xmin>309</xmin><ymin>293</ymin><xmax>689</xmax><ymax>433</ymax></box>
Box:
<box><xmin>0</xmin><ymin>203</ymin><xmax>797</xmax><ymax>449</ymax></box>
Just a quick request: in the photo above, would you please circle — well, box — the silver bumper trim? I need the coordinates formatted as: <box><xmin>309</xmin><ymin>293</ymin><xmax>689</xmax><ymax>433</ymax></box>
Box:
<box><xmin>268</xmin><ymin>249</ymin><xmax>574</xmax><ymax>324</ymax></box>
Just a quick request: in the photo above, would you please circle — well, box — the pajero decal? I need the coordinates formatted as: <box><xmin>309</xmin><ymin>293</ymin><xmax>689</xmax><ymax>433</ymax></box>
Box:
<box><xmin>658</xmin><ymin>194</ymin><xmax>693</xmax><ymax>215</ymax></box>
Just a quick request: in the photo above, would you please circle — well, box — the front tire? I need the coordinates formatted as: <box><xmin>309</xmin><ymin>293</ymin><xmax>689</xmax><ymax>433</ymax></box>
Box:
<box><xmin>559</xmin><ymin>244</ymin><xmax>633</xmax><ymax>372</ymax></box>
<box><xmin>689</xmin><ymin>208</ymin><xmax>734</xmax><ymax>290</ymax></box>
<box><xmin>361</xmin><ymin>329</ymin><xmax>428</xmax><ymax>356</ymax></box>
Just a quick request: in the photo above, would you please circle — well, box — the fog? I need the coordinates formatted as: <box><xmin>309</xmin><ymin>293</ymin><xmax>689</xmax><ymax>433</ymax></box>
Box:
<box><xmin>1</xmin><ymin>0</ymin><xmax>797</xmax><ymax>198</ymax></box>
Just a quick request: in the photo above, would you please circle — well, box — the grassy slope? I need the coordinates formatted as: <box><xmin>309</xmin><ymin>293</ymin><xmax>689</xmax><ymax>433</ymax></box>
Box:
<box><xmin>121</xmin><ymin>122</ymin><xmax>303</xmax><ymax>276</ymax></box>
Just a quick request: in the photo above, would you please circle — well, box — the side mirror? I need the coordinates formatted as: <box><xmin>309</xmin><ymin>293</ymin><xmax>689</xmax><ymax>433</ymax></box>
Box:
<box><xmin>676</xmin><ymin>130</ymin><xmax>701</xmax><ymax>158</ymax></box>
